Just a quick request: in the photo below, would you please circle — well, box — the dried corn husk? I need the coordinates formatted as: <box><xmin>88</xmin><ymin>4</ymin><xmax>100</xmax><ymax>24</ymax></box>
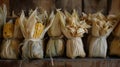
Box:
<box><xmin>3</xmin><ymin>20</ymin><xmax>14</xmax><ymax>39</ymax></box>
<box><xmin>46</xmin><ymin>37</ymin><xmax>64</xmax><ymax>57</ymax></box>
<box><xmin>46</xmin><ymin>10</ymin><xmax>64</xmax><ymax>57</ymax></box>
<box><xmin>1</xmin><ymin>39</ymin><xmax>20</xmax><ymax>59</ymax></box>
<box><xmin>1</xmin><ymin>19</ymin><xmax>23</xmax><ymax>59</ymax></box>
<box><xmin>60</xmin><ymin>10</ymin><xmax>90</xmax><ymax>58</ymax></box>
<box><xmin>0</xmin><ymin>4</ymin><xmax>7</xmax><ymax>38</ymax></box>
<box><xmin>47</xmin><ymin>11</ymin><xmax>62</xmax><ymax>36</ymax></box>
<box><xmin>88</xmin><ymin>12</ymin><xmax>119</xmax><ymax>58</ymax></box>
<box><xmin>14</xmin><ymin>18</ymin><xmax>24</xmax><ymax>39</ymax></box>
<box><xmin>19</xmin><ymin>9</ymin><xmax>54</xmax><ymax>59</ymax></box>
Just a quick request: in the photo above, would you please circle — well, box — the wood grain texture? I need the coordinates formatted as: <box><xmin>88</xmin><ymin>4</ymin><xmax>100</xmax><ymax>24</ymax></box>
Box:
<box><xmin>9</xmin><ymin>0</ymin><xmax>82</xmax><ymax>15</ymax></box>
<box><xmin>0</xmin><ymin>59</ymin><xmax>120</xmax><ymax>67</ymax></box>
<box><xmin>0</xmin><ymin>60</ymin><xmax>20</xmax><ymax>67</ymax></box>
<box><xmin>55</xmin><ymin>0</ymin><xmax>82</xmax><ymax>15</ymax></box>
<box><xmin>8</xmin><ymin>0</ymin><xmax>112</xmax><ymax>15</ymax></box>
<box><xmin>83</xmin><ymin>0</ymin><xmax>108</xmax><ymax>14</ymax></box>
<box><xmin>109</xmin><ymin>0</ymin><xmax>120</xmax><ymax>14</ymax></box>
<box><xmin>10</xmin><ymin>0</ymin><xmax>55</xmax><ymax>16</ymax></box>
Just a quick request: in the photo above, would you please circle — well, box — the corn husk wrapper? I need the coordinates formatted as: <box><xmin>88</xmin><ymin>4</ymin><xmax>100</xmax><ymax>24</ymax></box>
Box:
<box><xmin>46</xmin><ymin>10</ymin><xmax>64</xmax><ymax>57</ymax></box>
<box><xmin>88</xmin><ymin>13</ymin><xmax>119</xmax><ymax>58</ymax></box>
<box><xmin>1</xmin><ymin>39</ymin><xmax>20</xmax><ymax>59</ymax></box>
<box><xmin>19</xmin><ymin>9</ymin><xmax>54</xmax><ymax>59</ymax></box>
<box><xmin>1</xmin><ymin>20</ymin><xmax>22</xmax><ymax>59</ymax></box>
<box><xmin>0</xmin><ymin>5</ymin><xmax>7</xmax><ymax>38</ymax></box>
<box><xmin>14</xmin><ymin>18</ymin><xmax>24</xmax><ymax>39</ymax></box>
<box><xmin>59</xmin><ymin>10</ymin><xmax>90</xmax><ymax>58</ymax></box>
<box><xmin>46</xmin><ymin>37</ymin><xmax>64</xmax><ymax>57</ymax></box>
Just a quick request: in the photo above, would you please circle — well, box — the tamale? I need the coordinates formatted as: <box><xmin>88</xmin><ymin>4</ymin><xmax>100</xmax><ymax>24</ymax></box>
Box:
<box><xmin>87</xmin><ymin>13</ymin><xmax>119</xmax><ymax>58</ymax></box>
<box><xmin>46</xmin><ymin>10</ymin><xmax>64</xmax><ymax>57</ymax></box>
<box><xmin>59</xmin><ymin>10</ymin><xmax>90</xmax><ymax>58</ymax></box>
<box><xmin>1</xmin><ymin>20</ymin><xmax>21</xmax><ymax>59</ymax></box>
<box><xmin>1</xmin><ymin>39</ymin><xmax>20</xmax><ymax>59</ymax></box>
<box><xmin>19</xmin><ymin>9</ymin><xmax>54</xmax><ymax>59</ymax></box>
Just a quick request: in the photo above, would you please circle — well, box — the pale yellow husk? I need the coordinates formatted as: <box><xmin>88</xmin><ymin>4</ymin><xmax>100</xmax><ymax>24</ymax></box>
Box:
<box><xmin>87</xmin><ymin>12</ymin><xmax>120</xmax><ymax>58</ymax></box>
<box><xmin>1</xmin><ymin>20</ymin><xmax>22</xmax><ymax>59</ymax></box>
<box><xmin>14</xmin><ymin>18</ymin><xmax>24</xmax><ymax>39</ymax></box>
<box><xmin>1</xmin><ymin>39</ymin><xmax>20</xmax><ymax>59</ymax></box>
<box><xmin>46</xmin><ymin>38</ymin><xmax>64</xmax><ymax>57</ymax></box>
<box><xmin>19</xmin><ymin>9</ymin><xmax>54</xmax><ymax>59</ymax></box>
<box><xmin>46</xmin><ymin>10</ymin><xmax>64</xmax><ymax>57</ymax></box>
<box><xmin>59</xmin><ymin>10</ymin><xmax>90</xmax><ymax>58</ymax></box>
<box><xmin>0</xmin><ymin>5</ymin><xmax>7</xmax><ymax>38</ymax></box>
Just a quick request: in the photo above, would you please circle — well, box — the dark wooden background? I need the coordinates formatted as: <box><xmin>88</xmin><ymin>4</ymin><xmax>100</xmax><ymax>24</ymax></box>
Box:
<box><xmin>1</xmin><ymin>0</ymin><xmax>120</xmax><ymax>15</ymax></box>
<box><xmin>1</xmin><ymin>0</ymin><xmax>118</xmax><ymax>16</ymax></box>
<box><xmin>0</xmin><ymin>0</ymin><xmax>120</xmax><ymax>67</ymax></box>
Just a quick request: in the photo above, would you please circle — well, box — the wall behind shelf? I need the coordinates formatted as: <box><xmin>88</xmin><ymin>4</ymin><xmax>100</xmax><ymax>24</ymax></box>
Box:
<box><xmin>1</xmin><ymin>0</ymin><xmax>119</xmax><ymax>16</ymax></box>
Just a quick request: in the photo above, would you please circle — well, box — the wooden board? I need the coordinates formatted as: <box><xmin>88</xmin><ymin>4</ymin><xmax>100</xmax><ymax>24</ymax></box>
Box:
<box><xmin>10</xmin><ymin>0</ymin><xmax>55</xmax><ymax>16</ymax></box>
<box><xmin>83</xmin><ymin>0</ymin><xmax>108</xmax><ymax>14</ymax></box>
<box><xmin>55</xmin><ymin>0</ymin><xmax>82</xmax><ymax>15</ymax></box>
<box><xmin>0</xmin><ymin>59</ymin><xmax>120</xmax><ymax>67</ymax></box>
<box><xmin>109</xmin><ymin>0</ymin><xmax>120</xmax><ymax>14</ymax></box>
<box><xmin>2</xmin><ymin>0</ymin><xmax>120</xmax><ymax>15</ymax></box>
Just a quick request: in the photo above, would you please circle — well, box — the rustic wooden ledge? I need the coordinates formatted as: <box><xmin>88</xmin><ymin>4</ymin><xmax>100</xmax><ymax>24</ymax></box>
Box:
<box><xmin>0</xmin><ymin>58</ymin><xmax>120</xmax><ymax>67</ymax></box>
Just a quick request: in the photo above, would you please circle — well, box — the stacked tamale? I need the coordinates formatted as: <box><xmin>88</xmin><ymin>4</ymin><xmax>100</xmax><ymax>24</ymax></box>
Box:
<box><xmin>46</xmin><ymin>10</ymin><xmax>64</xmax><ymax>57</ymax></box>
<box><xmin>85</xmin><ymin>12</ymin><xmax>119</xmax><ymax>58</ymax></box>
<box><xmin>0</xmin><ymin>5</ymin><xmax>21</xmax><ymax>59</ymax></box>
<box><xmin>19</xmin><ymin>9</ymin><xmax>54</xmax><ymax>59</ymax></box>
<box><xmin>0</xmin><ymin>5</ymin><xmax>120</xmax><ymax>59</ymax></box>
<box><xmin>59</xmin><ymin>10</ymin><xmax>90</xmax><ymax>58</ymax></box>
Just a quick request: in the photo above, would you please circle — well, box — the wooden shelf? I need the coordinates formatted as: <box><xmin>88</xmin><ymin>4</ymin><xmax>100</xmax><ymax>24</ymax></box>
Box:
<box><xmin>0</xmin><ymin>58</ymin><xmax>120</xmax><ymax>67</ymax></box>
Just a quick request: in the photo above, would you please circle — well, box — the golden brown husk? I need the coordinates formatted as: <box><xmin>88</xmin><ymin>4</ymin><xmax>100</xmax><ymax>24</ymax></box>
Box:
<box><xmin>46</xmin><ymin>10</ymin><xmax>64</xmax><ymax>57</ymax></box>
<box><xmin>87</xmin><ymin>13</ymin><xmax>119</xmax><ymax>58</ymax></box>
<box><xmin>1</xmin><ymin>20</ymin><xmax>22</xmax><ymax>59</ymax></box>
<box><xmin>20</xmin><ymin>9</ymin><xmax>54</xmax><ymax>59</ymax></box>
<box><xmin>59</xmin><ymin>10</ymin><xmax>90</xmax><ymax>58</ymax></box>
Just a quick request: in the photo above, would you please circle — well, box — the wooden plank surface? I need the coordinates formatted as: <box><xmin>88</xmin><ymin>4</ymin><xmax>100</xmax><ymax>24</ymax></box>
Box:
<box><xmin>0</xmin><ymin>59</ymin><xmax>120</xmax><ymax>67</ymax></box>
<box><xmin>83</xmin><ymin>0</ymin><xmax>108</xmax><ymax>14</ymax></box>
<box><xmin>10</xmin><ymin>0</ymin><xmax>55</xmax><ymax>16</ymax></box>
<box><xmin>9</xmin><ymin>0</ymin><xmax>82</xmax><ymax>15</ymax></box>
<box><xmin>0</xmin><ymin>0</ymin><xmax>113</xmax><ymax>15</ymax></box>
<box><xmin>109</xmin><ymin>0</ymin><xmax>120</xmax><ymax>14</ymax></box>
<box><xmin>55</xmin><ymin>0</ymin><xmax>82</xmax><ymax>15</ymax></box>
